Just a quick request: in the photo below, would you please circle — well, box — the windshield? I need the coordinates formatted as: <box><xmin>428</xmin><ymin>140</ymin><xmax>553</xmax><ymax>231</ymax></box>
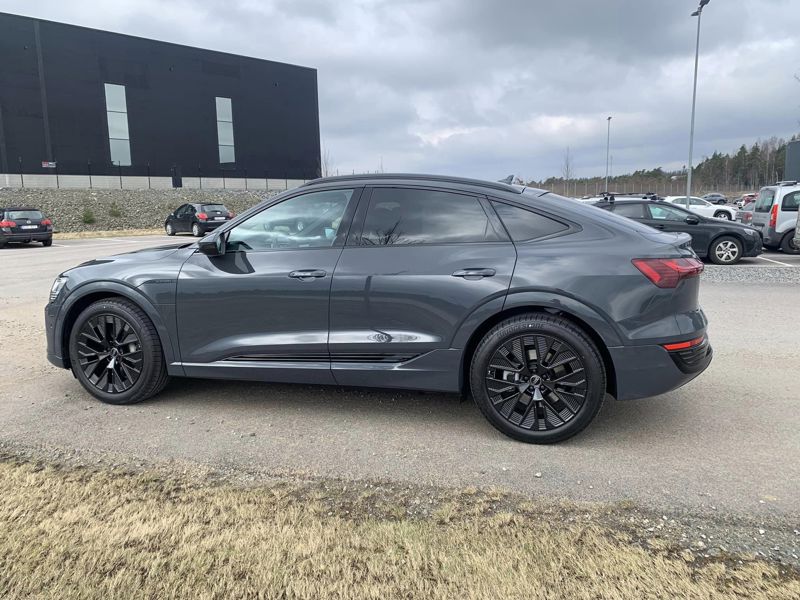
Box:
<box><xmin>7</xmin><ymin>210</ymin><xmax>44</xmax><ymax>220</ymax></box>
<box><xmin>754</xmin><ymin>189</ymin><xmax>775</xmax><ymax>213</ymax></box>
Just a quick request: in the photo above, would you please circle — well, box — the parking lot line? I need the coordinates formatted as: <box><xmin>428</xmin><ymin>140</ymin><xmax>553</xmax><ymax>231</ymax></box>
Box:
<box><xmin>757</xmin><ymin>255</ymin><xmax>794</xmax><ymax>267</ymax></box>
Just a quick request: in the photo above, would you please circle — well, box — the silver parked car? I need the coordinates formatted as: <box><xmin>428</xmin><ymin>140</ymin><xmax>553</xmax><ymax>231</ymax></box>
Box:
<box><xmin>750</xmin><ymin>182</ymin><xmax>800</xmax><ymax>253</ymax></box>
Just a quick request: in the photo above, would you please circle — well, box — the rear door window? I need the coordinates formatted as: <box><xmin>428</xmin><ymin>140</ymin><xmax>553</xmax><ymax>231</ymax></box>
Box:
<box><xmin>491</xmin><ymin>201</ymin><xmax>568</xmax><ymax>242</ymax></box>
<box><xmin>202</xmin><ymin>204</ymin><xmax>228</xmax><ymax>213</ymax></box>
<box><xmin>610</xmin><ymin>203</ymin><xmax>646</xmax><ymax>219</ymax></box>
<box><xmin>754</xmin><ymin>189</ymin><xmax>775</xmax><ymax>213</ymax></box>
<box><xmin>780</xmin><ymin>190</ymin><xmax>800</xmax><ymax>212</ymax></box>
<box><xmin>648</xmin><ymin>204</ymin><xmax>688</xmax><ymax>221</ymax></box>
<box><xmin>359</xmin><ymin>188</ymin><xmax>503</xmax><ymax>245</ymax></box>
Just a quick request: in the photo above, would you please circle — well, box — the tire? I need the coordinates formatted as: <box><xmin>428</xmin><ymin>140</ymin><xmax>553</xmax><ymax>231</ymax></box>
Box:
<box><xmin>165</xmin><ymin>222</ymin><xmax>175</xmax><ymax>236</ymax></box>
<box><xmin>713</xmin><ymin>211</ymin><xmax>732</xmax><ymax>220</ymax></box>
<box><xmin>68</xmin><ymin>298</ymin><xmax>170</xmax><ymax>405</ymax></box>
<box><xmin>709</xmin><ymin>236</ymin><xmax>742</xmax><ymax>265</ymax></box>
<box><xmin>192</xmin><ymin>223</ymin><xmax>202</xmax><ymax>237</ymax></box>
<box><xmin>780</xmin><ymin>230</ymin><xmax>799</xmax><ymax>255</ymax></box>
<box><xmin>42</xmin><ymin>238</ymin><xmax>52</xmax><ymax>247</ymax></box>
<box><xmin>469</xmin><ymin>314</ymin><xmax>606</xmax><ymax>444</ymax></box>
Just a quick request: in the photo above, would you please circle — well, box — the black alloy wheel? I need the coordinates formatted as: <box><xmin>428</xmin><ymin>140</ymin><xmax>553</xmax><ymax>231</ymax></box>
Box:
<box><xmin>470</xmin><ymin>314</ymin><xmax>605</xmax><ymax>444</ymax></box>
<box><xmin>69</xmin><ymin>298</ymin><xmax>169</xmax><ymax>404</ymax></box>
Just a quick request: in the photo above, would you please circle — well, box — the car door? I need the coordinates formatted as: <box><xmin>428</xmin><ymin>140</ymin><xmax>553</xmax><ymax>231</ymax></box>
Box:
<box><xmin>644</xmin><ymin>203</ymin><xmax>710</xmax><ymax>256</ymax></box>
<box><xmin>176</xmin><ymin>187</ymin><xmax>362</xmax><ymax>384</ymax></box>
<box><xmin>170</xmin><ymin>204</ymin><xmax>187</xmax><ymax>231</ymax></box>
<box><xmin>328</xmin><ymin>185</ymin><xmax>517</xmax><ymax>391</ymax></box>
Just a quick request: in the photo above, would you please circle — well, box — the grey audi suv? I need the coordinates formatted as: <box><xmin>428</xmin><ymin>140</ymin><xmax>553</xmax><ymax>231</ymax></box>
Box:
<box><xmin>45</xmin><ymin>174</ymin><xmax>712</xmax><ymax>443</ymax></box>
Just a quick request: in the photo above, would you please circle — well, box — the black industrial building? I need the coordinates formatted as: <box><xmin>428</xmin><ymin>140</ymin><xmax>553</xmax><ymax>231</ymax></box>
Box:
<box><xmin>0</xmin><ymin>12</ymin><xmax>321</xmax><ymax>181</ymax></box>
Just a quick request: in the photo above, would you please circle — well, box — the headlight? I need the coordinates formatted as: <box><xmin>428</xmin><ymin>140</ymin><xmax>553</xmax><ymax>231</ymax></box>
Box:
<box><xmin>743</xmin><ymin>228</ymin><xmax>755</xmax><ymax>236</ymax></box>
<box><xmin>50</xmin><ymin>276</ymin><xmax>68</xmax><ymax>302</ymax></box>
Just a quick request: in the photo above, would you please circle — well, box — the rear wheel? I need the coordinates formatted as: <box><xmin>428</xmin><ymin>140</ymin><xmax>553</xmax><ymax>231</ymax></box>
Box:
<box><xmin>192</xmin><ymin>223</ymin><xmax>202</xmax><ymax>237</ymax></box>
<box><xmin>713</xmin><ymin>211</ymin><xmax>732</xmax><ymax>220</ymax></box>
<box><xmin>68</xmin><ymin>298</ymin><xmax>169</xmax><ymax>405</ymax></box>
<box><xmin>470</xmin><ymin>314</ymin><xmax>606</xmax><ymax>444</ymax></box>
<box><xmin>709</xmin><ymin>236</ymin><xmax>742</xmax><ymax>265</ymax></box>
<box><xmin>42</xmin><ymin>239</ymin><xmax>52</xmax><ymax>247</ymax></box>
<box><xmin>780</xmin><ymin>231</ymin><xmax>799</xmax><ymax>255</ymax></box>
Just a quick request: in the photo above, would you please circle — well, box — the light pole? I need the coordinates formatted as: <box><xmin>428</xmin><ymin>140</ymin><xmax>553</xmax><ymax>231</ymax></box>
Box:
<box><xmin>686</xmin><ymin>0</ymin><xmax>711</xmax><ymax>205</ymax></box>
<box><xmin>604</xmin><ymin>116</ymin><xmax>612</xmax><ymax>192</ymax></box>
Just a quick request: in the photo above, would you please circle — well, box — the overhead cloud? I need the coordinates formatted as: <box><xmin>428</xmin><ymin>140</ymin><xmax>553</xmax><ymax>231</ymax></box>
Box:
<box><xmin>5</xmin><ymin>0</ymin><xmax>799</xmax><ymax>180</ymax></box>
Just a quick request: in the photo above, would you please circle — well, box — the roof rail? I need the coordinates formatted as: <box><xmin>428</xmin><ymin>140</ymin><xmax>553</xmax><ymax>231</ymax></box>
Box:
<box><xmin>776</xmin><ymin>180</ymin><xmax>798</xmax><ymax>186</ymax></box>
<box><xmin>302</xmin><ymin>173</ymin><xmax>523</xmax><ymax>194</ymax></box>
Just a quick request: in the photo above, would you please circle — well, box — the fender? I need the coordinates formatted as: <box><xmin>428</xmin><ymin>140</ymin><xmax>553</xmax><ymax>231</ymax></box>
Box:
<box><xmin>55</xmin><ymin>280</ymin><xmax>182</xmax><ymax>373</ymax></box>
<box><xmin>451</xmin><ymin>288</ymin><xmax>624</xmax><ymax>350</ymax></box>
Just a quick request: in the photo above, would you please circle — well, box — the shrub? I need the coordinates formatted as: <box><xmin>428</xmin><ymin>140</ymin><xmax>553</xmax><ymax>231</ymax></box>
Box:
<box><xmin>108</xmin><ymin>202</ymin><xmax>122</xmax><ymax>218</ymax></box>
<box><xmin>82</xmin><ymin>208</ymin><xmax>96</xmax><ymax>225</ymax></box>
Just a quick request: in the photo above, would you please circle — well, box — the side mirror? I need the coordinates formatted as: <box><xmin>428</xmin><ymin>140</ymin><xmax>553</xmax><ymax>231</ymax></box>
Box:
<box><xmin>685</xmin><ymin>215</ymin><xmax>700</xmax><ymax>225</ymax></box>
<box><xmin>198</xmin><ymin>231</ymin><xmax>226</xmax><ymax>256</ymax></box>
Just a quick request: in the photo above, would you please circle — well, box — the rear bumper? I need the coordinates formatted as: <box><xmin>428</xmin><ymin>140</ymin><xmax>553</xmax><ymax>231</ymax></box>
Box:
<box><xmin>610</xmin><ymin>338</ymin><xmax>712</xmax><ymax>401</ymax></box>
<box><xmin>1</xmin><ymin>231</ymin><xmax>52</xmax><ymax>243</ymax></box>
<box><xmin>198</xmin><ymin>221</ymin><xmax>226</xmax><ymax>231</ymax></box>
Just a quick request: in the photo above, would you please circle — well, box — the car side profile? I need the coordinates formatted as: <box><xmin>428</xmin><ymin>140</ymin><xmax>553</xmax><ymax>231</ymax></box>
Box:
<box><xmin>593</xmin><ymin>198</ymin><xmax>762</xmax><ymax>264</ymax></box>
<box><xmin>0</xmin><ymin>206</ymin><xmax>54</xmax><ymax>248</ymax></box>
<box><xmin>702</xmin><ymin>192</ymin><xmax>728</xmax><ymax>205</ymax></box>
<box><xmin>46</xmin><ymin>175</ymin><xmax>712</xmax><ymax>443</ymax></box>
<box><xmin>164</xmin><ymin>202</ymin><xmax>234</xmax><ymax>237</ymax></box>
<box><xmin>664</xmin><ymin>196</ymin><xmax>737</xmax><ymax>221</ymax></box>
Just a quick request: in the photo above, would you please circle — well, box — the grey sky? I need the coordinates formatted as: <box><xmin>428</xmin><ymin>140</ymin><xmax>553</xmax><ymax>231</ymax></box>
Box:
<box><xmin>5</xmin><ymin>0</ymin><xmax>799</xmax><ymax>180</ymax></box>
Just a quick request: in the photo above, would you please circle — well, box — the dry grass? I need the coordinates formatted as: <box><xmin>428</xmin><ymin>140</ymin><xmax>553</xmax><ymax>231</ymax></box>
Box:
<box><xmin>54</xmin><ymin>228</ymin><xmax>163</xmax><ymax>239</ymax></box>
<box><xmin>0</xmin><ymin>459</ymin><xmax>797</xmax><ymax>600</ymax></box>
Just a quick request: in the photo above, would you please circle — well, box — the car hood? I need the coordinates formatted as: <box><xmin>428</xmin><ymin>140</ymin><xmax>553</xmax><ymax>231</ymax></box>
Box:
<box><xmin>67</xmin><ymin>243</ymin><xmax>192</xmax><ymax>272</ymax></box>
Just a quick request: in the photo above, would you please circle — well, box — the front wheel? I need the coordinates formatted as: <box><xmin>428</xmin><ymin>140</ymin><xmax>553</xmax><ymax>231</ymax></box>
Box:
<box><xmin>469</xmin><ymin>314</ymin><xmax>606</xmax><ymax>444</ymax></box>
<box><xmin>165</xmin><ymin>222</ymin><xmax>175</xmax><ymax>236</ymax></box>
<box><xmin>709</xmin><ymin>236</ymin><xmax>742</xmax><ymax>265</ymax></box>
<box><xmin>68</xmin><ymin>298</ymin><xmax>170</xmax><ymax>405</ymax></box>
<box><xmin>713</xmin><ymin>211</ymin><xmax>732</xmax><ymax>220</ymax></box>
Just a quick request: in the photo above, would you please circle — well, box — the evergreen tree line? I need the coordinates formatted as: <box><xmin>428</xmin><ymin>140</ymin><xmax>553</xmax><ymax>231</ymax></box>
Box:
<box><xmin>530</xmin><ymin>134</ymin><xmax>799</xmax><ymax>198</ymax></box>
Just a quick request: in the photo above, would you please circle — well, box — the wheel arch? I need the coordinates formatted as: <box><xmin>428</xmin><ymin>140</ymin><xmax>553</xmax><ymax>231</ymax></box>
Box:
<box><xmin>459</xmin><ymin>303</ymin><xmax>618</xmax><ymax>399</ymax></box>
<box><xmin>58</xmin><ymin>282</ymin><xmax>179</xmax><ymax>371</ymax></box>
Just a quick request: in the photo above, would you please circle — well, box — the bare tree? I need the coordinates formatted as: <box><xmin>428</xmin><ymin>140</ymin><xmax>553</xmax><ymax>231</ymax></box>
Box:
<box><xmin>561</xmin><ymin>147</ymin><xmax>573</xmax><ymax>195</ymax></box>
<box><xmin>321</xmin><ymin>142</ymin><xmax>335</xmax><ymax>177</ymax></box>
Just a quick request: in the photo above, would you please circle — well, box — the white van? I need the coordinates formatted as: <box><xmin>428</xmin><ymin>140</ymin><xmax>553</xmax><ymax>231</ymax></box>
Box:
<box><xmin>750</xmin><ymin>182</ymin><xmax>800</xmax><ymax>253</ymax></box>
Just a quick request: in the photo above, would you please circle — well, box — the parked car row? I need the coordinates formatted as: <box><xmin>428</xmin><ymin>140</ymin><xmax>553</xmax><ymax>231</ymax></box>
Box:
<box><xmin>663</xmin><ymin>196</ymin><xmax>737</xmax><ymax>220</ymax></box>
<box><xmin>592</xmin><ymin>196</ymin><xmax>761</xmax><ymax>264</ymax></box>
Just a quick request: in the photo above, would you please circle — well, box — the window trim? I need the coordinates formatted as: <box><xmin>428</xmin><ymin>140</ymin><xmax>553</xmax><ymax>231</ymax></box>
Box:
<box><xmin>489</xmin><ymin>199</ymin><xmax>577</xmax><ymax>244</ymax></box>
<box><xmin>346</xmin><ymin>185</ymin><xmax>510</xmax><ymax>248</ymax></box>
<box><xmin>222</xmin><ymin>186</ymin><xmax>363</xmax><ymax>254</ymax></box>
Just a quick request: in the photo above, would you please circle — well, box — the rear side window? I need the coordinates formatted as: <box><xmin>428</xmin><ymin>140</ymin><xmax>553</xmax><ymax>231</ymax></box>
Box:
<box><xmin>491</xmin><ymin>201</ymin><xmax>569</xmax><ymax>242</ymax></box>
<box><xmin>780</xmin><ymin>190</ymin><xmax>800</xmax><ymax>212</ymax></box>
<box><xmin>359</xmin><ymin>188</ymin><xmax>502</xmax><ymax>245</ymax></box>
<box><xmin>754</xmin><ymin>189</ymin><xmax>775</xmax><ymax>213</ymax></box>
<box><xmin>648</xmin><ymin>204</ymin><xmax>687</xmax><ymax>221</ymax></box>
<box><xmin>611</xmin><ymin>203</ymin><xmax>646</xmax><ymax>219</ymax></box>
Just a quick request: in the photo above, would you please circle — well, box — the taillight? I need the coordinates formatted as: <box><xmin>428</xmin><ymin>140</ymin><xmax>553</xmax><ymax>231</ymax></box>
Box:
<box><xmin>196</xmin><ymin>212</ymin><xmax>208</xmax><ymax>221</ymax></box>
<box><xmin>41</xmin><ymin>218</ymin><xmax>52</xmax><ymax>226</ymax></box>
<box><xmin>663</xmin><ymin>336</ymin><xmax>705</xmax><ymax>351</ymax></box>
<box><xmin>769</xmin><ymin>204</ymin><xmax>778</xmax><ymax>228</ymax></box>
<box><xmin>0</xmin><ymin>220</ymin><xmax>16</xmax><ymax>228</ymax></box>
<box><xmin>632</xmin><ymin>257</ymin><xmax>704</xmax><ymax>288</ymax></box>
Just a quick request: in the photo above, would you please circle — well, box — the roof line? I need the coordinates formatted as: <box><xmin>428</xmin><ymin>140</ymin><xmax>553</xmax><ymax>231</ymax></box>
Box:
<box><xmin>304</xmin><ymin>173</ymin><xmax>523</xmax><ymax>194</ymax></box>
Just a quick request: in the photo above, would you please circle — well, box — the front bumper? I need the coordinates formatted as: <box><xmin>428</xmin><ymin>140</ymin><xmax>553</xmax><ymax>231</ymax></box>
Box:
<box><xmin>610</xmin><ymin>338</ymin><xmax>712</xmax><ymax>401</ymax></box>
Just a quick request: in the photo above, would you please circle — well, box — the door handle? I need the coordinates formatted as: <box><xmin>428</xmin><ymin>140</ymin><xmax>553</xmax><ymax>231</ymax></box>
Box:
<box><xmin>288</xmin><ymin>269</ymin><xmax>327</xmax><ymax>280</ymax></box>
<box><xmin>452</xmin><ymin>268</ymin><xmax>496</xmax><ymax>279</ymax></box>
<box><xmin>653</xmin><ymin>224</ymin><xmax>666</xmax><ymax>229</ymax></box>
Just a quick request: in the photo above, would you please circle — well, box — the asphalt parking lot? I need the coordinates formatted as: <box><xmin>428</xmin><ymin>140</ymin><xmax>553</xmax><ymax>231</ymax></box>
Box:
<box><xmin>1</xmin><ymin>234</ymin><xmax>798</xmax><ymax>524</ymax></box>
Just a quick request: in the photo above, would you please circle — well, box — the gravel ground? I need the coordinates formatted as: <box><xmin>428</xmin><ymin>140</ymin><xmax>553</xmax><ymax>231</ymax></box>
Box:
<box><xmin>703</xmin><ymin>265</ymin><xmax>800</xmax><ymax>284</ymax></box>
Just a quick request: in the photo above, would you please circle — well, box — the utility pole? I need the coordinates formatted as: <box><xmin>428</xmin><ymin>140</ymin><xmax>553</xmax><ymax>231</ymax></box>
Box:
<box><xmin>686</xmin><ymin>0</ymin><xmax>711</xmax><ymax>203</ymax></box>
<box><xmin>604</xmin><ymin>116</ymin><xmax>612</xmax><ymax>192</ymax></box>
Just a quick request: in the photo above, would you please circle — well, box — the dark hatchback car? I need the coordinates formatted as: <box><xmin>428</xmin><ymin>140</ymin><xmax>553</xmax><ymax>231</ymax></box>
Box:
<box><xmin>164</xmin><ymin>203</ymin><xmax>234</xmax><ymax>237</ymax></box>
<box><xmin>593</xmin><ymin>198</ymin><xmax>762</xmax><ymax>265</ymax></box>
<box><xmin>46</xmin><ymin>175</ymin><xmax>712</xmax><ymax>443</ymax></box>
<box><xmin>0</xmin><ymin>207</ymin><xmax>53</xmax><ymax>248</ymax></box>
